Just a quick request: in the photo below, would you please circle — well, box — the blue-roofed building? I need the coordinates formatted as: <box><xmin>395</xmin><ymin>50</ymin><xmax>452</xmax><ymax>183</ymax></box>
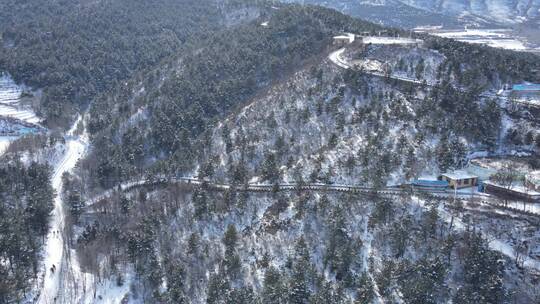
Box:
<box><xmin>511</xmin><ymin>83</ymin><xmax>540</xmax><ymax>100</ymax></box>
<box><xmin>512</xmin><ymin>84</ymin><xmax>540</xmax><ymax>92</ymax></box>
<box><xmin>411</xmin><ymin>179</ymin><xmax>449</xmax><ymax>190</ymax></box>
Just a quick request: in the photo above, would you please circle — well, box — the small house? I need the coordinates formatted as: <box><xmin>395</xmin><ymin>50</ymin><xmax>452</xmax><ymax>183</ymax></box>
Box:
<box><xmin>438</xmin><ymin>171</ymin><xmax>478</xmax><ymax>189</ymax></box>
<box><xmin>333</xmin><ymin>33</ymin><xmax>356</xmax><ymax>46</ymax></box>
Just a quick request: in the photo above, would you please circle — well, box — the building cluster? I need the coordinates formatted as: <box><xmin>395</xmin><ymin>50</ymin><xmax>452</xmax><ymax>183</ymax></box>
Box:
<box><xmin>411</xmin><ymin>166</ymin><xmax>540</xmax><ymax>202</ymax></box>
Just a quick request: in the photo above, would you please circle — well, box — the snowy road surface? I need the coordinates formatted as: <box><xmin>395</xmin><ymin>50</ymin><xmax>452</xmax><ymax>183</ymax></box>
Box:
<box><xmin>328</xmin><ymin>48</ymin><xmax>427</xmax><ymax>85</ymax></box>
<box><xmin>328</xmin><ymin>48</ymin><xmax>350</xmax><ymax>69</ymax></box>
<box><xmin>36</xmin><ymin>116</ymin><xmax>130</xmax><ymax>304</ymax></box>
<box><xmin>37</xmin><ymin>116</ymin><xmax>88</xmax><ymax>304</ymax></box>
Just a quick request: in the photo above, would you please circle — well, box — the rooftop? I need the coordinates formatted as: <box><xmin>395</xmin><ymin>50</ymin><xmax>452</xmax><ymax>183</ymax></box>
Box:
<box><xmin>512</xmin><ymin>84</ymin><xmax>540</xmax><ymax>92</ymax></box>
<box><xmin>412</xmin><ymin>180</ymin><xmax>449</xmax><ymax>187</ymax></box>
<box><xmin>333</xmin><ymin>33</ymin><xmax>355</xmax><ymax>44</ymax></box>
<box><xmin>441</xmin><ymin>171</ymin><xmax>478</xmax><ymax>180</ymax></box>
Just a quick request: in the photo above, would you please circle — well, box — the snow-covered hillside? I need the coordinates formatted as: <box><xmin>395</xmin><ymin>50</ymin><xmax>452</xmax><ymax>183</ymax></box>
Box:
<box><xmin>288</xmin><ymin>0</ymin><xmax>540</xmax><ymax>27</ymax></box>
<box><xmin>400</xmin><ymin>0</ymin><xmax>540</xmax><ymax>24</ymax></box>
<box><xmin>71</xmin><ymin>164</ymin><xmax>540</xmax><ymax>302</ymax></box>
<box><xmin>3</xmin><ymin>1</ymin><xmax>539</xmax><ymax>302</ymax></box>
<box><xmin>195</xmin><ymin>39</ymin><xmax>540</xmax><ymax>189</ymax></box>
<box><xmin>284</xmin><ymin>0</ymin><xmax>466</xmax><ymax>28</ymax></box>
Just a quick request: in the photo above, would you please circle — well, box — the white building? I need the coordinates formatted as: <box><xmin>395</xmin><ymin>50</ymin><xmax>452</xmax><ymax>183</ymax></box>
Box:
<box><xmin>439</xmin><ymin>171</ymin><xmax>478</xmax><ymax>189</ymax></box>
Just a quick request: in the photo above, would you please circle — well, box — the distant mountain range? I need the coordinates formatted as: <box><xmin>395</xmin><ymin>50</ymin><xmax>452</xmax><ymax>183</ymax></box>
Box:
<box><xmin>287</xmin><ymin>0</ymin><xmax>540</xmax><ymax>28</ymax></box>
<box><xmin>400</xmin><ymin>0</ymin><xmax>540</xmax><ymax>24</ymax></box>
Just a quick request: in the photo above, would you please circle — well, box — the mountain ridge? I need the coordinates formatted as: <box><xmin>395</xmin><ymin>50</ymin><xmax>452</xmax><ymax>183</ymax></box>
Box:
<box><xmin>287</xmin><ymin>0</ymin><xmax>540</xmax><ymax>27</ymax></box>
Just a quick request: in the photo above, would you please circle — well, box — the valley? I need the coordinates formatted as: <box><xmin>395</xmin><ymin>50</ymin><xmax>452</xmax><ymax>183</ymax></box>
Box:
<box><xmin>36</xmin><ymin>117</ymin><xmax>89</xmax><ymax>304</ymax></box>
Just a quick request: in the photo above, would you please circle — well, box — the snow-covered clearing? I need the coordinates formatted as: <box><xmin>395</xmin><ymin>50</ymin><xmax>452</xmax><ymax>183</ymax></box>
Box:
<box><xmin>412</xmin><ymin>196</ymin><xmax>540</xmax><ymax>272</ymax></box>
<box><xmin>0</xmin><ymin>135</ymin><xmax>17</xmax><ymax>154</ymax></box>
<box><xmin>350</xmin><ymin>58</ymin><xmax>385</xmax><ymax>72</ymax></box>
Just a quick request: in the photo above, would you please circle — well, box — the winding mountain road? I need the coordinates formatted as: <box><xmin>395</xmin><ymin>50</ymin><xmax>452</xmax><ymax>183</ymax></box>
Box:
<box><xmin>82</xmin><ymin>175</ymin><xmax>540</xmax><ymax>218</ymax></box>
<box><xmin>328</xmin><ymin>47</ymin><xmax>428</xmax><ymax>84</ymax></box>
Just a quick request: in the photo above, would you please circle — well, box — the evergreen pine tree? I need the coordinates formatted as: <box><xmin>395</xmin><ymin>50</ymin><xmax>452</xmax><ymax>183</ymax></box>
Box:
<box><xmin>262</xmin><ymin>267</ymin><xmax>284</xmax><ymax>304</ymax></box>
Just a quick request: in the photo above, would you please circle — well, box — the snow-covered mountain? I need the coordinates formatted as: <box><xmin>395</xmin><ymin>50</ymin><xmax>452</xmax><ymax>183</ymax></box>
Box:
<box><xmin>288</xmin><ymin>0</ymin><xmax>540</xmax><ymax>27</ymax></box>
<box><xmin>285</xmin><ymin>0</ymin><xmax>466</xmax><ymax>27</ymax></box>
<box><xmin>3</xmin><ymin>0</ymin><xmax>540</xmax><ymax>302</ymax></box>
<box><xmin>400</xmin><ymin>0</ymin><xmax>540</xmax><ymax>24</ymax></box>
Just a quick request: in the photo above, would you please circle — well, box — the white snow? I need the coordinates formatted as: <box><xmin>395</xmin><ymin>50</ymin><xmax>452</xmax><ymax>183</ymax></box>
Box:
<box><xmin>37</xmin><ymin>115</ymin><xmax>89</xmax><ymax>304</ymax></box>
<box><xmin>440</xmin><ymin>170</ymin><xmax>478</xmax><ymax>180</ymax></box>
<box><xmin>333</xmin><ymin>33</ymin><xmax>356</xmax><ymax>44</ymax></box>
<box><xmin>362</xmin><ymin>36</ymin><xmax>422</xmax><ymax>45</ymax></box>
<box><xmin>351</xmin><ymin>58</ymin><xmax>385</xmax><ymax>72</ymax></box>
<box><xmin>0</xmin><ymin>75</ymin><xmax>40</xmax><ymax>124</ymax></box>
<box><xmin>0</xmin><ymin>74</ymin><xmax>22</xmax><ymax>104</ymax></box>
<box><xmin>418</xmin><ymin>28</ymin><xmax>533</xmax><ymax>51</ymax></box>
<box><xmin>526</xmin><ymin>171</ymin><xmax>540</xmax><ymax>185</ymax></box>
<box><xmin>502</xmin><ymin>201</ymin><xmax>540</xmax><ymax>214</ymax></box>
<box><xmin>90</xmin><ymin>273</ymin><xmax>133</xmax><ymax>304</ymax></box>
<box><xmin>0</xmin><ymin>136</ymin><xmax>17</xmax><ymax>154</ymax></box>
<box><xmin>0</xmin><ymin>74</ymin><xmax>42</xmax><ymax>154</ymax></box>
<box><xmin>412</xmin><ymin>196</ymin><xmax>540</xmax><ymax>272</ymax></box>
<box><xmin>0</xmin><ymin>104</ymin><xmax>41</xmax><ymax>124</ymax></box>
<box><xmin>329</xmin><ymin>46</ymin><xmax>430</xmax><ymax>85</ymax></box>
<box><xmin>328</xmin><ymin>48</ymin><xmax>350</xmax><ymax>69</ymax></box>
<box><xmin>483</xmin><ymin>180</ymin><xmax>540</xmax><ymax>196</ymax></box>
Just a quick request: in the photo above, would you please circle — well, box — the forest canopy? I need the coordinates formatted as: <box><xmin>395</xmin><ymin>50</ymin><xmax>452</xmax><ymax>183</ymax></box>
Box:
<box><xmin>0</xmin><ymin>0</ymin><xmax>262</xmax><ymax>127</ymax></box>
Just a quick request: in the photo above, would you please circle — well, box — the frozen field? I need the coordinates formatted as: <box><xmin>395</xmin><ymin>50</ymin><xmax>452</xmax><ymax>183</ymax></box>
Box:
<box><xmin>0</xmin><ymin>75</ymin><xmax>22</xmax><ymax>104</ymax></box>
<box><xmin>416</xmin><ymin>28</ymin><xmax>539</xmax><ymax>52</ymax></box>
<box><xmin>0</xmin><ymin>75</ymin><xmax>40</xmax><ymax>123</ymax></box>
<box><xmin>0</xmin><ymin>104</ymin><xmax>41</xmax><ymax>124</ymax></box>
<box><xmin>0</xmin><ymin>74</ymin><xmax>42</xmax><ymax>153</ymax></box>
<box><xmin>363</xmin><ymin>36</ymin><xmax>423</xmax><ymax>45</ymax></box>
